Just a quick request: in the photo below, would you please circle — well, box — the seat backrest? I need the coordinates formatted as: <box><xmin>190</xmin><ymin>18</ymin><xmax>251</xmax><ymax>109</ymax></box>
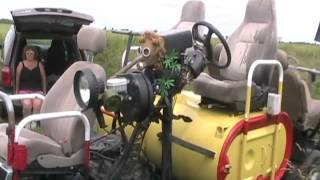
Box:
<box><xmin>40</xmin><ymin>61</ymin><xmax>106</xmax><ymax>154</ymax></box>
<box><xmin>172</xmin><ymin>1</ymin><xmax>205</xmax><ymax>31</ymax></box>
<box><xmin>211</xmin><ymin>0</ymin><xmax>277</xmax><ymax>85</ymax></box>
<box><xmin>282</xmin><ymin>69</ymin><xmax>309</xmax><ymax>127</ymax></box>
<box><xmin>46</xmin><ymin>39</ymin><xmax>66</xmax><ymax>75</ymax></box>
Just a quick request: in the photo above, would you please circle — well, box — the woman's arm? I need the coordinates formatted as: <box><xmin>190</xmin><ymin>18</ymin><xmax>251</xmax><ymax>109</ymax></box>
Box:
<box><xmin>39</xmin><ymin>62</ymin><xmax>47</xmax><ymax>95</ymax></box>
<box><xmin>15</xmin><ymin>62</ymin><xmax>23</xmax><ymax>94</ymax></box>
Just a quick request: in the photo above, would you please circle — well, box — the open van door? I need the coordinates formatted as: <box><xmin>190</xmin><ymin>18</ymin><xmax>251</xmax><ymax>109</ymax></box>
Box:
<box><xmin>315</xmin><ymin>22</ymin><xmax>320</xmax><ymax>42</ymax></box>
<box><xmin>11</xmin><ymin>8</ymin><xmax>94</xmax><ymax>35</ymax></box>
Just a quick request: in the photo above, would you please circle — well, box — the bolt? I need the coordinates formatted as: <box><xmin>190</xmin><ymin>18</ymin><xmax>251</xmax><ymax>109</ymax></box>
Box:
<box><xmin>224</xmin><ymin>164</ymin><xmax>232</xmax><ymax>174</ymax></box>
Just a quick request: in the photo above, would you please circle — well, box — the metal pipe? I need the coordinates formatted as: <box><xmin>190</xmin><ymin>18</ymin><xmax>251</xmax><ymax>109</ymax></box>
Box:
<box><xmin>121</xmin><ymin>46</ymin><xmax>139</xmax><ymax>67</ymax></box>
<box><xmin>289</xmin><ymin>65</ymin><xmax>320</xmax><ymax>75</ymax></box>
<box><xmin>241</xmin><ymin>59</ymin><xmax>284</xmax><ymax>180</ymax></box>
<box><xmin>0</xmin><ymin>91</ymin><xmax>16</xmax><ymax>134</ymax></box>
<box><xmin>8</xmin><ymin>93</ymin><xmax>45</xmax><ymax>101</ymax></box>
<box><xmin>111</xmin><ymin>55</ymin><xmax>144</xmax><ymax>78</ymax></box>
<box><xmin>245</xmin><ymin>60</ymin><xmax>283</xmax><ymax>119</ymax></box>
<box><xmin>111</xmin><ymin>29</ymin><xmax>142</xmax><ymax>36</ymax></box>
<box><xmin>15</xmin><ymin>111</ymin><xmax>90</xmax><ymax>142</ymax></box>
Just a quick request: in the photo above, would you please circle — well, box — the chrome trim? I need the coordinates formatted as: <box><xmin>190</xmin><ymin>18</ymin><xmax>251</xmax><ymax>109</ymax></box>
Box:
<box><xmin>0</xmin><ymin>91</ymin><xmax>16</xmax><ymax>128</ymax></box>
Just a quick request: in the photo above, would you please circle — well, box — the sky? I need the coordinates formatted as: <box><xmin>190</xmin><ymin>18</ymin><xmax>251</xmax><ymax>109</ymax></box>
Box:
<box><xmin>1</xmin><ymin>0</ymin><xmax>320</xmax><ymax>43</ymax></box>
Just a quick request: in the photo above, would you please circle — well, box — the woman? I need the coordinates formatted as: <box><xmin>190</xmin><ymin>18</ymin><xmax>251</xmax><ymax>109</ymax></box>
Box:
<box><xmin>16</xmin><ymin>46</ymin><xmax>47</xmax><ymax>117</ymax></box>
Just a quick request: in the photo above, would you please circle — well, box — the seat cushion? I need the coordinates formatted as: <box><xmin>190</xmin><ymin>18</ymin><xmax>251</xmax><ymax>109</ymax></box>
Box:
<box><xmin>193</xmin><ymin>73</ymin><xmax>249</xmax><ymax>103</ymax></box>
<box><xmin>0</xmin><ymin>123</ymin><xmax>64</xmax><ymax>164</ymax></box>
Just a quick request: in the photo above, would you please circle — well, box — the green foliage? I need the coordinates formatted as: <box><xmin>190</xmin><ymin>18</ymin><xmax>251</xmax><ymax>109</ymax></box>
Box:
<box><xmin>155</xmin><ymin>78</ymin><xmax>175</xmax><ymax>97</ymax></box>
<box><xmin>156</xmin><ymin>50</ymin><xmax>180</xmax><ymax>97</ymax></box>
<box><xmin>163</xmin><ymin>50</ymin><xmax>181</xmax><ymax>73</ymax></box>
<box><xmin>0</xmin><ymin>23</ymin><xmax>11</xmax><ymax>44</ymax></box>
<box><xmin>0</xmin><ymin>19</ymin><xmax>13</xmax><ymax>24</ymax></box>
<box><xmin>279</xmin><ymin>42</ymin><xmax>320</xmax><ymax>99</ymax></box>
<box><xmin>94</xmin><ymin>31</ymin><xmax>140</xmax><ymax>77</ymax></box>
<box><xmin>279</xmin><ymin>43</ymin><xmax>320</xmax><ymax>68</ymax></box>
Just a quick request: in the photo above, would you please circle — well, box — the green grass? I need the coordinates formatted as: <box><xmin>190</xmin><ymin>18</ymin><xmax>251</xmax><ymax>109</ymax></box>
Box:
<box><xmin>279</xmin><ymin>42</ymin><xmax>320</xmax><ymax>68</ymax></box>
<box><xmin>94</xmin><ymin>31</ymin><xmax>140</xmax><ymax>77</ymax></box>
<box><xmin>279</xmin><ymin>42</ymin><xmax>320</xmax><ymax>98</ymax></box>
<box><xmin>0</xmin><ymin>23</ymin><xmax>11</xmax><ymax>43</ymax></box>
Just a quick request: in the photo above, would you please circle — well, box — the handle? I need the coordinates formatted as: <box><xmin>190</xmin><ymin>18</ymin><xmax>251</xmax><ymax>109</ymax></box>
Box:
<box><xmin>15</xmin><ymin>111</ymin><xmax>90</xmax><ymax>142</ymax></box>
<box><xmin>245</xmin><ymin>60</ymin><xmax>283</xmax><ymax>120</ymax></box>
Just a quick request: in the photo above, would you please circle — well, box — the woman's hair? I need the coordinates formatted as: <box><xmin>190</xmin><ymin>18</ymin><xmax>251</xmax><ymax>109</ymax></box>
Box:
<box><xmin>22</xmin><ymin>46</ymin><xmax>39</xmax><ymax>60</ymax></box>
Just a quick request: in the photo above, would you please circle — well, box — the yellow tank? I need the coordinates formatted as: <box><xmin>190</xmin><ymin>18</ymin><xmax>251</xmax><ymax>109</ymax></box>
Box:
<box><xmin>141</xmin><ymin>91</ymin><xmax>293</xmax><ymax>180</ymax></box>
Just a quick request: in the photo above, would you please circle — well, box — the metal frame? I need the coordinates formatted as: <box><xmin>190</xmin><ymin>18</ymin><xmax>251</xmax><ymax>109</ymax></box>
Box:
<box><xmin>0</xmin><ymin>91</ymin><xmax>91</xmax><ymax>178</ymax></box>
<box><xmin>239</xmin><ymin>60</ymin><xmax>284</xmax><ymax>180</ymax></box>
<box><xmin>15</xmin><ymin>111</ymin><xmax>90</xmax><ymax>142</ymax></box>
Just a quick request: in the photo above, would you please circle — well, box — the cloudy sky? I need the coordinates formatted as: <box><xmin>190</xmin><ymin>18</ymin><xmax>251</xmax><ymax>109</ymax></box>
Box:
<box><xmin>1</xmin><ymin>0</ymin><xmax>319</xmax><ymax>42</ymax></box>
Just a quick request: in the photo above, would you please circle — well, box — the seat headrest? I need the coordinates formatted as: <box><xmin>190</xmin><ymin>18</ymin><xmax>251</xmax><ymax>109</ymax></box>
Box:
<box><xmin>245</xmin><ymin>0</ymin><xmax>275</xmax><ymax>23</ymax></box>
<box><xmin>77</xmin><ymin>26</ymin><xmax>106</xmax><ymax>53</ymax></box>
<box><xmin>172</xmin><ymin>1</ymin><xmax>205</xmax><ymax>31</ymax></box>
<box><xmin>180</xmin><ymin>1</ymin><xmax>205</xmax><ymax>22</ymax></box>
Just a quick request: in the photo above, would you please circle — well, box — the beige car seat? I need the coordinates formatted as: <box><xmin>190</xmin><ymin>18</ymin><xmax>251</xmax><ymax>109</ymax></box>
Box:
<box><xmin>193</xmin><ymin>0</ymin><xmax>278</xmax><ymax>112</ymax></box>
<box><xmin>172</xmin><ymin>1</ymin><xmax>205</xmax><ymax>31</ymax></box>
<box><xmin>0</xmin><ymin>61</ymin><xmax>106</xmax><ymax>168</ymax></box>
<box><xmin>282</xmin><ymin>69</ymin><xmax>320</xmax><ymax>131</ymax></box>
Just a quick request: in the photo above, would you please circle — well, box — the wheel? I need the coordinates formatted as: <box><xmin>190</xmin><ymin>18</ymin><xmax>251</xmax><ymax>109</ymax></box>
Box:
<box><xmin>192</xmin><ymin>21</ymin><xmax>231</xmax><ymax>69</ymax></box>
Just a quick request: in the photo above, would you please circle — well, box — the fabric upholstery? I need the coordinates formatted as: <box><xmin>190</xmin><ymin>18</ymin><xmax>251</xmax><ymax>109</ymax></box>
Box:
<box><xmin>0</xmin><ymin>124</ymin><xmax>63</xmax><ymax>164</ymax></box>
<box><xmin>40</xmin><ymin>61</ymin><xmax>106</xmax><ymax>155</ymax></box>
<box><xmin>0</xmin><ymin>61</ymin><xmax>106</xmax><ymax>166</ymax></box>
<box><xmin>193</xmin><ymin>73</ymin><xmax>249</xmax><ymax>103</ymax></box>
<box><xmin>217</xmin><ymin>0</ymin><xmax>277</xmax><ymax>81</ymax></box>
<box><xmin>282</xmin><ymin>69</ymin><xmax>320</xmax><ymax>130</ymax></box>
<box><xmin>193</xmin><ymin>0</ymin><xmax>277</xmax><ymax>106</ymax></box>
<box><xmin>77</xmin><ymin>26</ymin><xmax>106</xmax><ymax>53</ymax></box>
<box><xmin>172</xmin><ymin>1</ymin><xmax>205</xmax><ymax>31</ymax></box>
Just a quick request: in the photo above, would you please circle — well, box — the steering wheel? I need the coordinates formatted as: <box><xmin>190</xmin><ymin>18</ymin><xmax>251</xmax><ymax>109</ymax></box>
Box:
<box><xmin>192</xmin><ymin>21</ymin><xmax>231</xmax><ymax>69</ymax></box>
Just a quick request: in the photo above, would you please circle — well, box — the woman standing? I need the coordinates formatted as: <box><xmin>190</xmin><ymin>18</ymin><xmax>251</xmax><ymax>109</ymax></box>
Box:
<box><xmin>15</xmin><ymin>46</ymin><xmax>47</xmax><ymax>117</ymax></box>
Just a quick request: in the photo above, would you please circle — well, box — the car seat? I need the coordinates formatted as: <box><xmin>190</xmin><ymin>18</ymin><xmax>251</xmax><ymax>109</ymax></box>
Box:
<box><xmin>192</xmin><ymin>0</ymin><xmax>278</xmax><ymax>112</ymax></box>
<box><xmin>172</xmin><ymin>0</ymin><xmax>205</xmax><ymax>31</ymax></box>
<box><xmin>282</xmin><ymin>68</ymin><xmax>320</xmax><ymax>131</ymax></box>
<box><xmin>0</xmin><ymin>61</ymin><xmax>106</xmax><ymax>169</ymax></box>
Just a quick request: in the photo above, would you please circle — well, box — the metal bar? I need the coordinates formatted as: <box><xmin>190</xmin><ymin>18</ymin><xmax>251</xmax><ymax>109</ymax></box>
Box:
<box><xmin>241</xmin><ymin>60</ymin><xmax>283</xmax><ymax>180</ymax></box>
<box><xmin>245</xmin><ymin>60</ymin><xmax>283</xmax><ymax>119</ymax></box>
<box><xmin>15</xmin><ymin>111</ymin><xmax>90</xmax><ymax>142</ymax></box>
<box><xmin>158</xmin><ymin>133</ymin><xmax>216</xmax><ymax>158</ymax></box>
<box><xmin>289</xmin><ymin>65</ymin><xmax>320</xmax><ymax>75</ymax></box>
<box><xmin>0</xmin><ymin>91</ymin><xmax>15</xmax><ymax>125</ymax></box>
<box><xmin>121</xmin><ymin>46</ymin><xmax>139</xmax><ymax>68</ymax></box>
<box><xmin>111</xmin><ymin>29</ymin><xmax>142</xmax><ymax>36</ymax></box>
<box><xmin>123</xmin><ymin>33</ymin><xmax>134</xmax><ymax>67</ymax></box>
<box><xmin>8</xmin><ymin>93</ymin><xmax>45</xmax><ymax>101</ymax></box>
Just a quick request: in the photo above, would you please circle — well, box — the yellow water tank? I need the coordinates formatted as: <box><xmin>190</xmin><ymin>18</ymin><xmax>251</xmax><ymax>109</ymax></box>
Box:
<box><xmin>141</xmin><ymin>91</ymin><xmax>293</xmax><ymax>180</ymax></box>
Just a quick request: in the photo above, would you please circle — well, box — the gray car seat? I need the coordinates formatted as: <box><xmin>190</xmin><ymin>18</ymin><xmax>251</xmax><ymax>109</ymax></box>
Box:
<box><xmin>172</xmin><ymin>1</ymin><xmax>205</xmax><ymax>31</ymax></box>
<box><xmin>192</xmin><ymin>0</ymin><xmax>278</xmax><ymax>112</ymax></box>
<box><xmin>0</xmin><ymin>61</ymin><xmax>106</xmax><ymax>168</ymax></box>
<box><xmin>282</xmin><ymin>69</ymin><xmax>320</xmax><ymax>131</ymax></box>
